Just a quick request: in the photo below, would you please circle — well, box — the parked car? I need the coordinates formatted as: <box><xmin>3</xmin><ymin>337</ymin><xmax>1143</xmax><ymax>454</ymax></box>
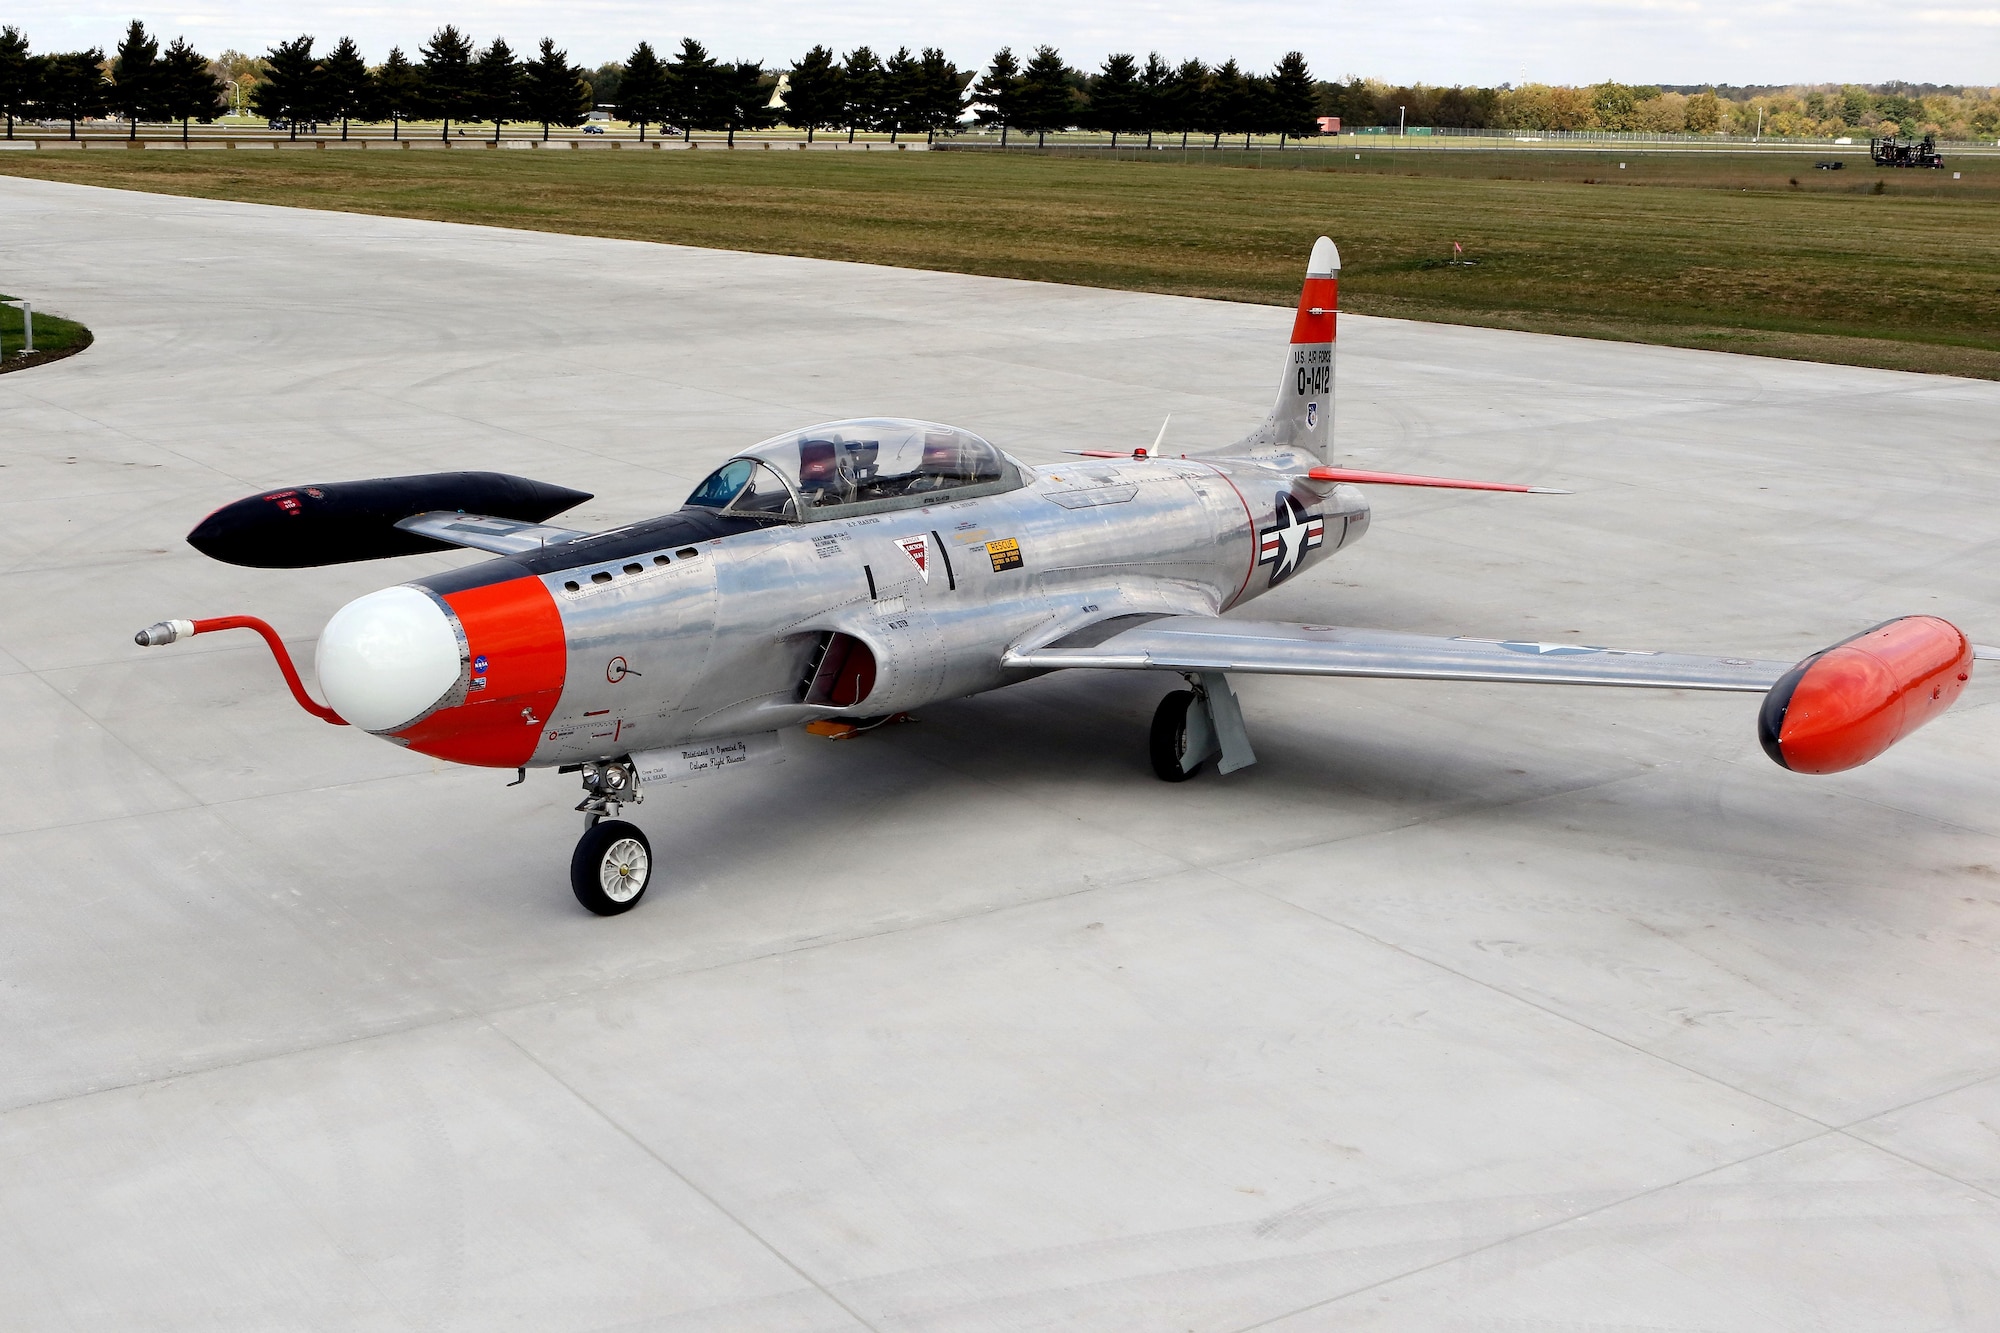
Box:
<box><xmin>582</xmin><ymin>124</ymin><xmax>605</xmax><ymax>135</ymax></box>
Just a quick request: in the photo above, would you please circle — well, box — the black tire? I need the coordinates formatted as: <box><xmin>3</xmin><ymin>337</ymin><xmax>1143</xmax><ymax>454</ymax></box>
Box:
<box><xmin>570</xmin><ymin>819</ymin><xmax>652</xmax><ymax>916</ymax></box>
<box><xmin>1149</xmin><ymin>689</ymin><xmax>1202</xmax><ymax>783</ymax></box>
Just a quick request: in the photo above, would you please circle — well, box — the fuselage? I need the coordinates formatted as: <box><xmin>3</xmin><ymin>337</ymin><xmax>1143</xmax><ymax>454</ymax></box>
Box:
<box><xmin>341</xmin><ymin>450</ymin><xmax>1370</xmax><ymax>770</ymax></box>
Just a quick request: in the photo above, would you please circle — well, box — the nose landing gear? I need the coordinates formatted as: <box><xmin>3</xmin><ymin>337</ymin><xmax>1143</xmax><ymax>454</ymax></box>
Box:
<box><xmin>571</xmin><ymin>759</ymin><xmax>651</xmax><ymax>915</ymax></box>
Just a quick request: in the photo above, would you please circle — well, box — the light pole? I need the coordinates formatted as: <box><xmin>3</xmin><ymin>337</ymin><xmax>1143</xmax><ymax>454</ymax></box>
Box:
<box><xmin>1399</xmin><ymin>105</ymin><xmax>1406</xmax><ymax>136</ymax></box>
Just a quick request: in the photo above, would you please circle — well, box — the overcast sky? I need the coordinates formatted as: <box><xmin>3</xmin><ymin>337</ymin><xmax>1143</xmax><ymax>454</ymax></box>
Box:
<box><xmin>19</xmin><ymin>0</ymin><xmax>2000</xmax><ymax>87</ymax></box>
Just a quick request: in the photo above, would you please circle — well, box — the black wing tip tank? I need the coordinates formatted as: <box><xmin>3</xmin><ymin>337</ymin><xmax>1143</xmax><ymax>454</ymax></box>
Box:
<box><xmin>187</xmin><ymin>472</ymin><xmax>594</xmax><ymax>568</ymax></box>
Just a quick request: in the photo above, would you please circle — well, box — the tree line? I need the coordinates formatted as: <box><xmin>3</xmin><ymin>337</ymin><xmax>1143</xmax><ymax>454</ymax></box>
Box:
<box><xmin>14</xmin><ymin>20</ymin><xmax>1984</xmax><ymax>148</ymax></box>
<box><xmin>0</xmin><ymin>23</ymin><xmax>225</xmax><ymax>140</ymax></box>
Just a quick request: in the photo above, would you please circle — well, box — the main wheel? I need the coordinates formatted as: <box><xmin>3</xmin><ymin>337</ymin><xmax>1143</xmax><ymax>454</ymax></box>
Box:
<box><xmin>571</xmin><ymin>819</ymin><xmax>652</xmax><ymax>915</ymax></box>
<box><xmin>1149</xmin><ymin>689</ymin><xmax>1202</xmax><ymax>783</ymax></box>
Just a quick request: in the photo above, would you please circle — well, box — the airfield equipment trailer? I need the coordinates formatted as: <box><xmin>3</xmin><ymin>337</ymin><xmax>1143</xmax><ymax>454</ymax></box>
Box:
<box><xmin>1871</xmin><ymin>134</ymin><xmax>1945</xmax><ymax>168</ymax></box>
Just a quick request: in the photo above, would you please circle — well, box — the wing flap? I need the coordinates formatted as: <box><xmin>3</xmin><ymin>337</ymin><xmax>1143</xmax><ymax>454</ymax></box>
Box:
<box><xmin>394</xmin><ymin>511</ymin><xmax>594</xmax><ymax>556</ymax></box>
<box><xmin>1006</xmin><ymin>617</ymin><xmax>1789</xmax><ymax>692</ymax></box>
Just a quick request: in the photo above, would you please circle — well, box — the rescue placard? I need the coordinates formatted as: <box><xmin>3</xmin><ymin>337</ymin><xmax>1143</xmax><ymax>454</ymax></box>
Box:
<box><xmin>987</xmin><ymin>537</ymin><xmax>1023</xmax><ymax>572</ymax></box>
<box><xmin>632</xmin><ymin>732</ymin><xmax>785</xmax><ymax>785</ymax></box>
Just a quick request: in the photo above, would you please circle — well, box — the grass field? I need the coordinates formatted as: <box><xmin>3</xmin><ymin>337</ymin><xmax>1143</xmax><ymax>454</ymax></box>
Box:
<box><xmin>2</xmin><ymin>146</ymin><xmax>1996</xmax><ymax>378</ymax></box>
<box><xmin>0</xmin><ymin>292</ymin><xmax>91</xmax><ymax>372</ymax></box>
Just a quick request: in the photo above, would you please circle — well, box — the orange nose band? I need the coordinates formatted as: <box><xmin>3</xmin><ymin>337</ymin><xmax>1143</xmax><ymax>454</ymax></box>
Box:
<box><xmin>394</xmin><ymin>576</ymin><xmax>567</xmax><ymax>768</ymax></box>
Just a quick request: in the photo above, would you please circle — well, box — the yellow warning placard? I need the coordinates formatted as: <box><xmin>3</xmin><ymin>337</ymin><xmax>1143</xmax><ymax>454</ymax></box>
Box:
<box><xmin>986</xmin><ymin>537</ymin><xmax>1023</xmax><ymax>572</ymax></box>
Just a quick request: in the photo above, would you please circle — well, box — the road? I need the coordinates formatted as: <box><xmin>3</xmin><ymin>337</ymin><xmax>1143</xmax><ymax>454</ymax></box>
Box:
<box><xmin>1</xmin><ymin>174</ymin><xmax>1997</xmax><ymax>1330</ymax></box>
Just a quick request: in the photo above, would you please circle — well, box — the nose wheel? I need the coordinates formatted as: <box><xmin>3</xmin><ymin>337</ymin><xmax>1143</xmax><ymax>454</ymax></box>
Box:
<box><xmin>571</xmin><ymin>819</ymin><xmax>652</xmax><ymax>915</ymax></box>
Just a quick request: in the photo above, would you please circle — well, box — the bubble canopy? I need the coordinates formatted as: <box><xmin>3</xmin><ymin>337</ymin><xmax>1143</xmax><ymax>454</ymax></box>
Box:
<box><xmin>684</xmin><ymin>419</ymin><xmax>1025</xmax><ymax>522</ymax></box>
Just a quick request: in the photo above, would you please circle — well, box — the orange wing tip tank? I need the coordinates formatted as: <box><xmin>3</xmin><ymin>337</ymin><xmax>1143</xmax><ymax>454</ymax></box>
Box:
<box><xmin>1759</xmin><ymin>616</ymin><xmax>1974</xmax><ymax>774</ymax></box>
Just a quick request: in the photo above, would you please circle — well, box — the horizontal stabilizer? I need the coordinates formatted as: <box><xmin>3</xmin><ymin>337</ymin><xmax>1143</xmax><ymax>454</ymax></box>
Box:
<box><xmin>188</xmin><ymin>472</ymin><xmax>593</xmax><ymax>568</ymax></box>
<box><xmin>1308</xmin><ymin>466</ymin><xmax>1567</xmax><ymax>494</ymax></box>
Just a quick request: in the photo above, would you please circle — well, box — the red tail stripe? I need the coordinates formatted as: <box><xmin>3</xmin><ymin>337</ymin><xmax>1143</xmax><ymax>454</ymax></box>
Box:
<box><xmin>1290</xmin><ymin>276</ymin><xmax>1338</xmax><ymax>344</ymax></box>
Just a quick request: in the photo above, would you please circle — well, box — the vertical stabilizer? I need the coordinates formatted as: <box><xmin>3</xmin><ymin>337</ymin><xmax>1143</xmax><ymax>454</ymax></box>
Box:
<box><xmin>1220</xmin><ymin>236</ymin><xmax>1339</xmax><ymax>462</ymax></box>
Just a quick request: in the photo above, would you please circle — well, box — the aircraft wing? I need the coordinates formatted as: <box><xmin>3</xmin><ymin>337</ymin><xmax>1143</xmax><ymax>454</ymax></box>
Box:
<box><xmin>1004</xmin><ymin>616</ymin><xmax>1790</xmax><ymax>692</ymax></box>
<box><xmin>394</xmin><ymin>511</ymin><xmax>594</xmax><ymax>556</ymax></box>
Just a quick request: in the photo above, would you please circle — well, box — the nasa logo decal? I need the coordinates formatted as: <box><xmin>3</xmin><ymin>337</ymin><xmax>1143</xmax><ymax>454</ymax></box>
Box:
<box><xmin>1257</xmin><ymin>492</ymin><xmax>1325</xmax><ymax>585</ymax></box>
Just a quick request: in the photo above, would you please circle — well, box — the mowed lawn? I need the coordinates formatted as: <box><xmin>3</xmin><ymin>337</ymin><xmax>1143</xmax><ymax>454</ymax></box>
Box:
<box><xmin>4</xmin><ymin>145</ymin><xmax>1997</xmax><ymax>377</ymax></box>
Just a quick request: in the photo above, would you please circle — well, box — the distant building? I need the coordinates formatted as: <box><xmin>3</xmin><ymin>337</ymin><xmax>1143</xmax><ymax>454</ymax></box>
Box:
<box><xmin>1317</xmin><ymin>116</ymin><xmax>1341</xmax><ymax>133</ymax></box>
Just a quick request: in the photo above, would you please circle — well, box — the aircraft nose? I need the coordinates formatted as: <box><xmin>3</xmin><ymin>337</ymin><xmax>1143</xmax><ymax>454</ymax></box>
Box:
<box><xmin>316</xmin><ymin>586</ymin><xmax>463</xmax><ymax>732</ymax></box>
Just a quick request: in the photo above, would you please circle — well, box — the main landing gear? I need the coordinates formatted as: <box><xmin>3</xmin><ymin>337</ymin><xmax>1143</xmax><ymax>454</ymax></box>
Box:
<box><xmin>1149</xmin><ymin>673</ymin><xmax>1259</xmax><ymax>782</ymax></box>
<box><xmin>570</xmin><ymin>759</ymin><xmax>651</xmax><ymax>915</ymax></box>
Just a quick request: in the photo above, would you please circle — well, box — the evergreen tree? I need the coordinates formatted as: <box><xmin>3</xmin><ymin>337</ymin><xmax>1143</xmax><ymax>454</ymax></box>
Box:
<box><xmin>1137</xmin><ymin>52</ymin><xmax>1171</xmax><ymax>146</ymax></box>
<box><xmin>472</xmin><ymin>37</ymin><xmax>522</xmax><ymax>141</ymax></box>
<box><xmin>159</xmin><ymin>37</ymin><xmax>224</xmax><ymax>142</ymax></box>
<box><xmin>1267</xmin><ymin>52</ymin><xmax>1317</xmax><ymax>146</ymax></box>
<box><xmin>1089</xmin><ymin>53</ymin><xmax>1141</xmax><ymax>147</ymax></box>
<box><xmin>915</xmin><ymin>47</ymin><xmax>963</xmax><ymax>142</ymax></box>
<box><xmin>319</xmin><ymin>36</ymin><xmax>369</xmax><ymax>140</ymax></box>
<box><xmin>716</xmin><ymin>60</ymin><xmax>775</xmax><ymax>145</ymax></box>
<box><xmin>839</xmin><ymin>46</ymin><xmax>881</xmax><ymax>142</ymax></box>
<box><xmin>881</xmin><ymin>47</ymin><xmax>919</xmax><ymax>142</ymax></box>
<box><xmin>663</xmin><ymin>38</ymin><xmax>717</xmax><ymax>138</ymax></box>
<box><xmin>1167</xmin><ymin>59</ymin><xmax>1208</xmax><ymax>147</ymax></box>
<box><xmin>521</xmin><ymin>39</ymin><xmax>589</xmax><ymax>140</ymax></box>
<box><xmin>250</xmin><ymin>35</ymin><xmax>319</xmax><ymax>139</ymax></box>
<box><xmin>784</xmin><ymin>45</ymin><xmax>840</xmax><ymax>142</ymax></box>
<box><xmin>419</xmin><ymin>25</ymin><xmax>475</xmax><ymax>139</ymax></box>
<box><xmin>971</xmin><ymin>47</ymin><xmax>1020</xmax><ymax>145</ymax></box>
<box><xmin>0</xmin><ymin>28</ymin><xmax>37</xmax><ymax>139</ymax></box>
<box><xmin>1203</xmin><ymin>58</ymin><xmax>1249</xmax><ymax>147</ymax></box>
<box><xmin>1014</xmin><ymin>46</ymin><xmax>1076</xmax><ymax>147</ymax></box>
<box><xmin>616</xmin><ymin>41</ymin><xmax>666</xmax><ymax>140</ymax></box>
<box><xmin>375</xmin><ymin>47</ymin><xmax>420</xmax><ymax>139</ymax></box>
<box><xmin>40</xmin><ymin>49</ymin><xmax>107</xmax><ymax>139</ymax></box>
<box><xmin>108</xmin><ymin>20</ymin><xmax>161</xmax><ymax>140</ymax></box>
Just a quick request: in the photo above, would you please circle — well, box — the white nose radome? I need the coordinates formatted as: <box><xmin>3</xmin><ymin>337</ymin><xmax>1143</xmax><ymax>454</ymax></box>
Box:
<box><xmin>316</xmin><ymin>586</ymin><xmax>462</xmax><ymax>732</ymax></box>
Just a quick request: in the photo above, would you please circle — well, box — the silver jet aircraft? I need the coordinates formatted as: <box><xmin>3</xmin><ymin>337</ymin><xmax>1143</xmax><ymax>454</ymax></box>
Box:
<box><xmin>141</xmin><ymin>238</ymin><xmax>1986</xmax><ymax>913</ymax></box>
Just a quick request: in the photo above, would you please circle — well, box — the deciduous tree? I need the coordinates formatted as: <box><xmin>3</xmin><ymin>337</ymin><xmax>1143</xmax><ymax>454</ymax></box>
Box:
<box><xmin>784</xmin><ymin>45</ymin><xmax>840</xmax><ymax>141</ymax></box>
<box><xmin>250</xmin><ymin>35</ymin><xmax>319</xmax><ymax>138</ymax></box>
<box><xmin>521</xmin><ymin>39</ymin><xmax>589</xmax><ymax>140</ymax></box>
<box><xmin>419</xmin><ymin>25</ymin><xmax>475</xmax><ymax>139</ymax></box>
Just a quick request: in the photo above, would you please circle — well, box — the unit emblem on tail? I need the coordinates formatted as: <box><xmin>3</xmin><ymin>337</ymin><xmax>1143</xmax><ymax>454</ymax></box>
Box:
<box><xmin>1258</xmin><ymin>492</ymin><xmax>1326</xmax><ymax>584</ymax></box>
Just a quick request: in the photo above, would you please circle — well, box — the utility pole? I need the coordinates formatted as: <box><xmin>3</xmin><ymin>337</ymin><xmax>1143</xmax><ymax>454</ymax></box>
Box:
<box><xmin>1399</xmin><ymin>105</ymin><xmax>1406</xmax><ymax>136</ymax></box>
